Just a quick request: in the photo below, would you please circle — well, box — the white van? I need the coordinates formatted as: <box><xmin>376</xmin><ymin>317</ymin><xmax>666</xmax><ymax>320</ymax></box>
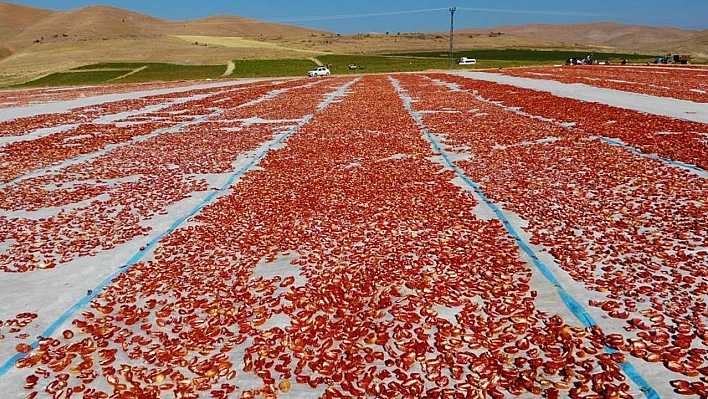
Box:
<box><xmin>456</xmin><ymin>57</ymin><xmax>477</xmax><ymax>65</ymax></box>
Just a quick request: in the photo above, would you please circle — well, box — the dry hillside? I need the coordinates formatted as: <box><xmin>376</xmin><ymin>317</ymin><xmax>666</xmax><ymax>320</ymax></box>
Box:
<box><xmin>662</xmin><ymin>30</ymin><xmax>708</xmax><ymax>57</ymax></box>
<box><xmin>0</xmin><ymin>2</ymin><xmax>54</xmax><ymax>55</ymax></box>
<box><xmin>0</xmin><ymin>3</ymin><xmax>328</xmax><ymax>53</ymax></box>
<box><xmin>165</xmin><ymin>15</ymin><xmax>329</xmax><ymax>38</ymax></box>
<box><xmin>490</xmin><ymin>23</ymin><xmax>707</xmax><ymax>57</ymax></box>
<box><xmin>463</xmin><ymin>23</ymin><xmax>703</xmax><ymax>52</ymax></box>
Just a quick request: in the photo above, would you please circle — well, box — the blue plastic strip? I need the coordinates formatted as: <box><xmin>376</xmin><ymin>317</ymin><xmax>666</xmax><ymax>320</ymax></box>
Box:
<box><xmin>425</xmin><ymin>128</ymin><xmax>599</xmax><ymax>327</ymax></box>
<box><xmin>599</xmin><ymin>136</ymin><xmax>705</xmax><ymax>174</ymax></box>
<box><xmin>390</xmin><ymin>76</ymin><xmax>661</xmax><ymax>399</ymax></box>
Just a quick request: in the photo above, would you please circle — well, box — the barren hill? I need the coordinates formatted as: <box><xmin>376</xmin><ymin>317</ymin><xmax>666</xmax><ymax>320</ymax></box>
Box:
<box><xmin>166</xmin><ymin>15</ymin><xmax>327</xmax><ymax>38</ymax></box>
<box><xmin>0</xmin><ymin>2</ymin><xmax>54</xmax><ymax>37</ymax></box>
<box><xmin>462</xmin><ymin>23</ymin><xmax>706</xmax><ymax>55</ymax></box>
<box><xmin>0</xmin><ymin>2</ymin><xmax>54</xmax><ymax>54</ymax></box>
<box><xmin>0</xmin><ymin>3</ymin><xmax>327</xmax><ymax>54</ymax></box>
<box><xmin>3</xmin><ymin>5</ymin><xmax>165</xmax><ymax>51</ymax></box>
<box><xmin>662</xmin><ymin>30</ymin><xmax>708</xmax><ymax>57</ymax></box>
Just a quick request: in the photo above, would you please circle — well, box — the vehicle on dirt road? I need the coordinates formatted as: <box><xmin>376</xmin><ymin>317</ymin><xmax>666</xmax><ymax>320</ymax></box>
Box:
<box><xmin>308</xmin><ymin>67</ymin><xmax>331</xmax><ymax>77</ymax></box>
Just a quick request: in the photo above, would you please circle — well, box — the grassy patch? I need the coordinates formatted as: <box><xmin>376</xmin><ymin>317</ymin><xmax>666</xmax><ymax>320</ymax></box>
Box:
<box><xmin>10</xmin><ymin>48</ymin><xmax>681</xmax><ymax>88</ymax></box>
<box><xmin>15</xmin><ymin>70</ymin><xmax>132</xmax><ymax>88</ymax></box>
<box><xmin>70</xmin><ymin>63</ymin><xmax>149</xmax><ymax>70</ymax></box>
<box><xmin>15</xmin><ymin>63</ymin><xmax>227</xmax><ymax>88</ymax></box>
<box><xmin>118</xmin><ymin>64</ymin><xmax>225</xmax><ymax>83</ymax></box>
<box><xmin>393</xmin><ymin>49</ymin><xmax>657</xmax><ymax>65</ymax></box>
<box><xmin>317</xmin><ymin>51</ymin><xmax>651</xmax><ymax>73</ymax></box>
<box><xmin>319</xmin><ymin>55</ymin><xmax>447</xmax><ymax>73</ymax></box>
<box><xmin>229</xmin><ymin>59</ymin><xmax>318</xmax><ymax>78</ymax></box>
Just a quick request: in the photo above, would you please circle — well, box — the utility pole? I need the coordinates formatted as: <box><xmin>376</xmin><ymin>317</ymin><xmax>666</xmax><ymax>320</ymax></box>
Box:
<box><xmin>448</xmin><ymin>7</ymin><xmax>456</xmax><ymax>70</ymax></box>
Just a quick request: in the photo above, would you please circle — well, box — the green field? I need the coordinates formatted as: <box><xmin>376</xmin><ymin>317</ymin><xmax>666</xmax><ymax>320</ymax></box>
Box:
<box><xmin>9</xmin><ymin>49</ymin><xmax>685</xmax><ymax>88</ymax></box>
<box><xmin>119</xmin><ymin>64</ymin><xmax>225</xmax><ymax>83</ymax></box>
<box><xmin>319</xmin><ymin>55</ymin><xmax>446</xmax><ymax>73</ymax></box>
<box><xmin>15</xmin><ymin>70</ymin><xmax>132</xmax><ymax>88</ymax></box>
<box><xmin>70</xmin><ymin>63</ymin><xmax>149</xmax><ymax>71</ymax></box>
<box><xmin>15</xmin><ymin>63</ymin><xmax>226</xmax><ymax>88</ymax></box>
<box><xmin>316</xmin><ymin>50</ymin><xmax>658</xmax><ymax>73</ymax></box>
<box><xmin>230</xmin><ymin>59</ymin><xmax>318</xmax><ymax>78</ymax></box>
<box><xmin>318</xmin><ymin>54</ymin><xmax>569</xmax><ymax>72</ymax></box>
<box><xmin>395</xmin><ymin>49</ymin><xmax>657</xmax><ymax>64</ymax></box>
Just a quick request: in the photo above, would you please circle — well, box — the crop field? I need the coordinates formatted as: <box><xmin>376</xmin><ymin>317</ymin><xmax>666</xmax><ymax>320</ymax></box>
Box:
<box><xmin>0</xmin><ymin>67</ymin><xmax>706</xmax><ymax>399</ymax></box>
<box><xmin>7</xmin><ymin>50</ymin><xmax>671</xmax><ymax>90</ymax></box>
<box><xmin>14</xmin><ymin>64</ymin><xmax>229</xmax><ymax>89</ymax></box>
<box><xmin>393</xmin><ymin>50</ymin><xmax>656</xmax><ymax>65</ymax></box>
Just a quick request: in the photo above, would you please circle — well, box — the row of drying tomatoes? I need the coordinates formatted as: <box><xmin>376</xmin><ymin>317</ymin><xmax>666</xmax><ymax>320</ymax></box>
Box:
<box><xmin>398</xmin><ymin>73</ymin><xmax>707</xmax><ymax>397</ymax></box>
<box><xmin>498</xmin><ymin>65</ymin><xmax>708</xmax><ymax>103</ymax></box>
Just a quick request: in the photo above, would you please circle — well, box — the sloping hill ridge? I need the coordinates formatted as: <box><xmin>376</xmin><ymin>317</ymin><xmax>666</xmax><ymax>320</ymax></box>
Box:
<box><xmin>0</xmin><ymin>2</ymin><xmax>330</xmax><ymax>56</ymax></box>
<box><xmin>166</xmin><ymin>15</ymin><xmax>328</xmax><ymax>38</ymax></box>
<box><xmin>0</xmin><ymin>2</ymin><xmax>55</xmax><ymax>52</ymax></box>
<box><xmin>461</xmin><ymin>22</ymin><xmax>706</xmax><ymax>55</ymax></box>
<box><xmin>0</xmin><ymin>2</ymin><xmax>54</xmax><ymax>37</ymax></box>
<box><xmin>664</xmin><ymin>30</ymin><xmax>708</xmax><ymax>57</ymax></box>
<box><xmin>3</xmin><ymin>5</ymin><xmax>164</xmax><ymax>51</ymax></box>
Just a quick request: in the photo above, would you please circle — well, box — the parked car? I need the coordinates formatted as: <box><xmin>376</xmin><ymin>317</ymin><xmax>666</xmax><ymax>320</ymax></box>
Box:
<box><xmin>456</xmin><ymin>57</ymin><xmax>477</xmax><ymax>65</ymax></box>
<box><xmin>308</xmin><ymin>67</ymin><xmax>331</xmax><ymax>77</ymax></box>
<box><xmin>457</xmin><ymin>57</ymin><xmax>477</xmax><ymax>65</ymax></box>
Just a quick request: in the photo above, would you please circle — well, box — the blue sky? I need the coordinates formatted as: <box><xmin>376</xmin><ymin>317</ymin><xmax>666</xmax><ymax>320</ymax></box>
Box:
<box><xmin>12</xmin><ymin>1</ymin><xmax>708</xmax><ymax>33</ymax></box>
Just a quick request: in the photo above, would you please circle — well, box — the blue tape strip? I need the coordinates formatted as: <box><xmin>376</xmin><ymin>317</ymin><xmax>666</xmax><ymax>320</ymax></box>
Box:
<box><xmin>604</xmin><ymin>347</ymin><xmax>661</xmax><ymax>399</ymax></box>
<box><xmin>391</xmin><ymin>77</ymin><xmax>661</xmax><ymax>399</ymax></box>
<box><xmin>426</xmin><ymin>130</ymin><xmax>600</xmax><ymax>326</ymax></box>
<box><xmin>599</xmin><ymin>136</ymin><xmax>705</xmax><ymax>174</ymax></box>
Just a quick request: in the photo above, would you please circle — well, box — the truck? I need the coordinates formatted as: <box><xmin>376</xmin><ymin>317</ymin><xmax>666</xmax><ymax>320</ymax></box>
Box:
<box><xmin>654</xmin><ymin>53</ymin><xmax>692</xmax><ymax>65</ymax></box>
<box><xmin>673</xmin><ymin>54</ymin><xmax>692</xmax><ymax>64</ymax></box>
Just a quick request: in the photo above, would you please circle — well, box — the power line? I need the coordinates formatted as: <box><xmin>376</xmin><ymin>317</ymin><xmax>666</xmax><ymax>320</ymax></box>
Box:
<box><xmin>262</xmin><ymin>8</ymin><xmax>449</xmax><ymax>23</ymax></box>
<box><xmin>261</xmin><ymin>7</ymin><xmax>611</xmax><ymax>24</ymax></box>
<box><xmin>448</xmin><ymin>7</ymin><xmax>456</xmax><ymax>70</ymax></box>
<box><xmin>456</xmin><ymin>7</ymin><xmax>612</xmax><ymax>18</ymax></box>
